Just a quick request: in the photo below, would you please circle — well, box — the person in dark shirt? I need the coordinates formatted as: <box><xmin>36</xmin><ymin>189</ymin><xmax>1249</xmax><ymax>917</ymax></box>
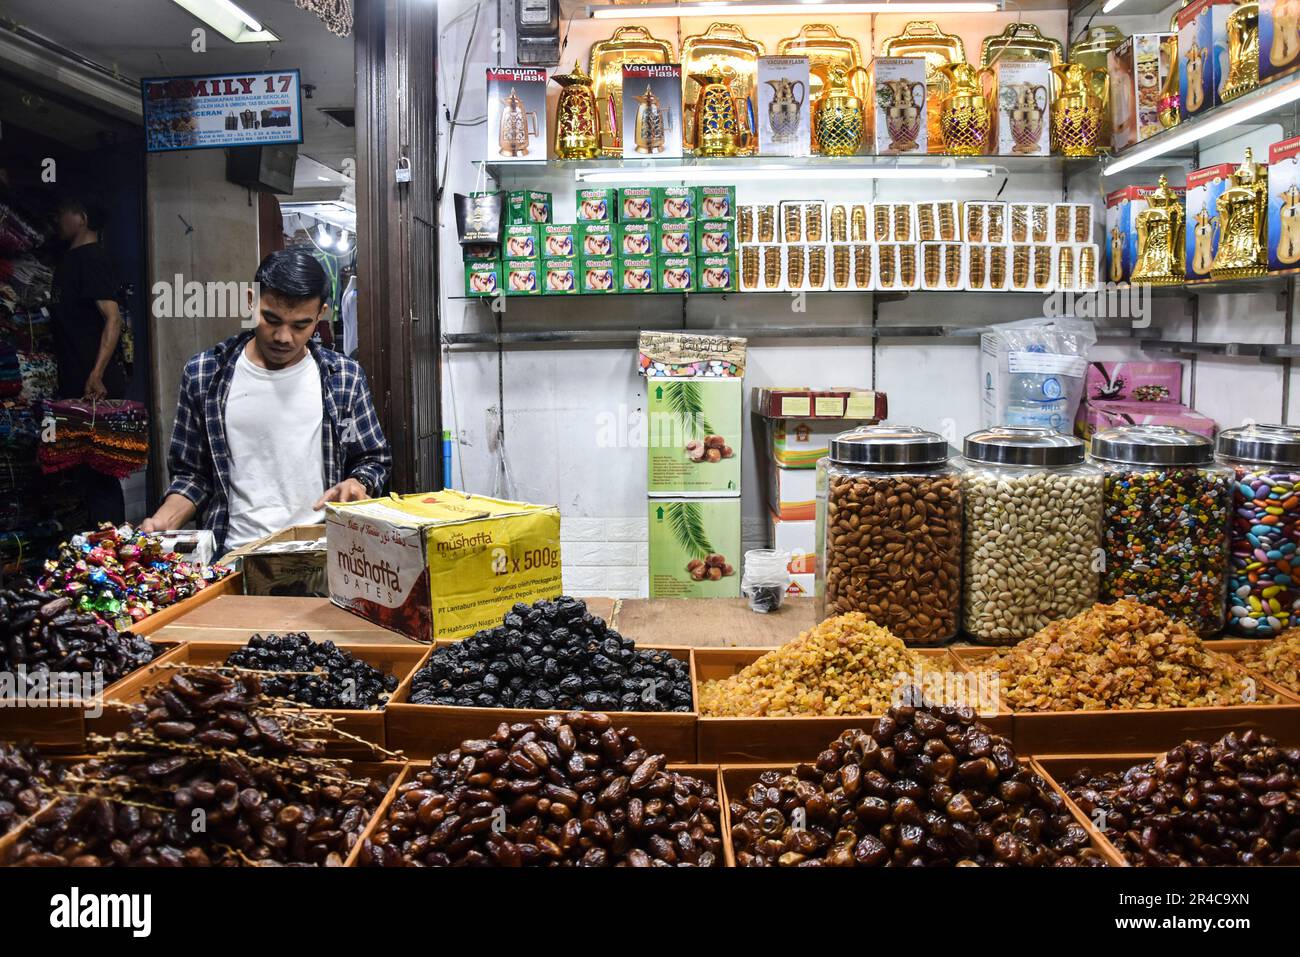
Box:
<box><xmin>50</xmin><ymin>196</ymin><xmax>127</xmax><ymax>524</ymax></box>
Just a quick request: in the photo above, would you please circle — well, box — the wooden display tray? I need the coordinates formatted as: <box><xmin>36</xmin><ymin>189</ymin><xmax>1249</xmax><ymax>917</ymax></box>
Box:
<box><xmin>128</xmin><ymin>572</ymin><xmax>243</xmax><ymax>637</ymax></box>
<box><xmin>347</xmin><ymin>762</ymin><xmax>725</xmax><ymax>867</ymax></box>
<box><xmin>950</xmin><ymin>646</ymin><xmax>1300</xmax><ymax>754</ymax></box>
<box><xmin>89</xmin><ymin>641</ymin><xmax>426</xmax><ymax>757</ymax></box>
<box><xmin>385</xmin><ymin>643</ymin><xmax>698</xmax><ymax>762</ymax></box>
<box><xmin>1208</xmin><ymin>638</ymin><xmax>1300</xmax><ymax>699</ymax></box>
<box><xmin>718</xmin><ymin>759</ymin><xmax>1127</xmax><ymax>867</ymax></box>
<box><xmin>694</xmin><ymin>647</ymin><xmax>1012</xmax><ymax>763</ymax></box>
<box><xmin>140</xmin><ymin>594</ymin><xmax>420</xmax><ymax>646</ymax></box>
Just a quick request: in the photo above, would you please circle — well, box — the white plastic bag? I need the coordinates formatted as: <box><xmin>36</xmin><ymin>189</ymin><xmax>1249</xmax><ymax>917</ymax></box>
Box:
<box><xmin>979</xmin><ymin>317</ymin><xmax>1097</xmax><ymax>432</ymax></box>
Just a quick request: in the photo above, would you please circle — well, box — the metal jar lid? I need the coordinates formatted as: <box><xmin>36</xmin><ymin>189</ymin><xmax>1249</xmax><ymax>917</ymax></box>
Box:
<box><xmin>963</xmin><ymin>426</ymin><xmax>1085</xmax><ymax>467</ymax></box>
<box><xmin>1216</xmin><ymin>423</ymin><xmax>1300</xmax><ymax>467</ymax></box>
<box><xmin>1090</xmin><ymin>424</ymin><xmax>1214</xmax><ymax>466</ymax></box>
<box><xmin>829</xmin><ymin>425</ymin><xmax>950</xmax><ymax>466</ymax></box>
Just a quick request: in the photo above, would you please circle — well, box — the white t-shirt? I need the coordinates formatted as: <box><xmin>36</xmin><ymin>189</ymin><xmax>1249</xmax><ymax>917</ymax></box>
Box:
<box><xmin>223</xmin><ymin>348</ymin><xmax>326</xmax><ymax>549</ymax></box>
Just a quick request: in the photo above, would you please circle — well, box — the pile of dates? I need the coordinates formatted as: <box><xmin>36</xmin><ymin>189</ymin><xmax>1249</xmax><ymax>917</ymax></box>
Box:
<box><xmin>1065</xmin><ymin>729</ymin><xmax>1300</xmax><ymax>866</ymax></box>
<box><xmin>224</xmin><ymin>632</ymin><xmax>398</xmax><ymax>710</ymax></box>
<box><xmin>360</xmin><ymin>712</ymin><xmax>722</xmax><ymax>867</ymax></box>
<box><xmin>730</xmin><ymin>701</ymin><xmax>1106</xmax><ymax>866</ymax></box>
<box><xmin>409</xmin><ymin>597</ymin><xmax>691</xmax><ymax>712</ymax></box>
<box><xmin>0</xmin><ymin>581</ymin><xmax>159</xmax><ymax>684</ymax></box>
<box><xmin>2</xmin><ymin>668</ymin><xmax>394</xmax><ymax>866</ymax></box>
<box><xmin>1</xmin><ymin>742</ymin><xmax>58</xmax><ymax>837</ymax></box>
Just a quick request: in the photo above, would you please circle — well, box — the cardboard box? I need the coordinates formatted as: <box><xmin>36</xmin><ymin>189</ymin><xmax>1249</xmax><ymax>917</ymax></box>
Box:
<box><xmin>1270</xmin><ymin>134</ymin><xmax>1300</xmax><ymax>272</ymax></box>
<box><xmin>616</xmin><ymin>221</ymin><xmax>655</xmax><ymax>257</ymax></box>
<box><xmin>698</xmin><ymin>254</ymin><xmax>737</xmax><ymax>291</ymax></box>
<box><xmin>579</xmin><ymin>256</ymin><xmax>617</xmax><ymax>293</ymax></box>
<box><xmin>507</xmin><ymin>189</ymin><xmax>551</xmax><ymax>224</ymax></box>
<box><xmin>647</xmin><ymin>497</ymin><xmax>741</xmax><ymax>598</ymax></box>
<box><xmin>769</xmin><ymin>513</ymin><xmax>816</xmax><ymax>575</ymax></box>
<box><xmin>696</xmin><ymin>219</ymin><xmax>734</xmax><ymax>255</ymax></box>
<box><xmin>655</xmin><ymin>186</ymin><xmax>696</xmax><ymax>221</ymax></box>
<box><xmin>618</xmin><ymin>186</ymin><xmax>656</xmax><ymax>221</ymax></box>
<box><xmin>461</xmin><ymin>243</ymin><xmax>499</xmax><ymax>262</ymax></box>
<box><xmin>503</xmin><ymin>258</ymin><xmax>540</xmax><ymax>295</ymax></box>
<box><xmin>757</xmin><ymin>55</ymin><xmax>812</xmax><ymax>157</ymax></box>
<box><xmin>540</xmin><ymin>223</ymin><xmax>575</xmax><ymax>258</ymax></box>
<box><xmin>619</xmin><ymin>257</ymin><xmax>657</xmax><ymax>292</ymax></box>
<box><xmin>486</xmin><ymin>67</ymin><xmax>547</xmax><ymax>163</ymax></box>
<box><xmin>1177</xmin><ymin>0</ymin><xmax>1236</xmax><ymax>118</ymax></box>
<box><xmin>502</xmin><ymin>224</ymin><xmax>538</xmax><ymax>259</ymax></box>
<box><xmin>770</xmin><ymin>420</ymin><xmax>851</xmax><ymax>467</ymax></box>
<box><xmin>1261</xmin><ymin>0</ymin><xmax>1300</xmax><ymax>83</ymax></box>
<box><xmin>638</xmin><ymin>331</ymin><xmax>747</xmax><ymax>377</ymax></box>
<box><xmin>1185</xmin><ymin>163</ymin><xmax>1236</xmax><ymax>279</ymax></box>
<box><xmin>325</xmin><ymin>490</ymin><xmax>562</xmax><ymax>643</ymax></box>
<box><xmin>697</xmin><ymin>185</ymin><xmax>736</xmax><ymax>220</ymax></box>
<box><xmin>222</xmin><ymin>524</ymin><xmax>328</xmax><ymax>597</ymax></box>
<box><xmin>542</xmin><ymin>258</ymin><xmax>578</xmax><ymax>294</ymax></box>
<box><xmin>464</xmin><ymin>260</ymin><xmax>501</xmax><ymax>297</ymax></box>
<box><xmin>1105</xmin><ymin>185</ymin><xmax>1155</xmax><ymax>282</ymax></box>
<box><xmin>576</xmin><ymin>187</ymin><xmax>616</xmax><ymax>222</ymax></box>
<box><xmin>752</xmin><ymin>387</ymin><xmax>887</xmax><ymax>422</ymax></box>
<box><xmin>1076</xmin><ymin>399</ymin><xmax>1216</xmax><ymax>443</ymax></box>
<box><xmin>576</xmin><ymin>222</ymin><xmax>614</xmax><ymax>258</ymax></box>
<box><xmin>647</xmin><ymin>377</ymin><xmax>742</xmax><ymax>493</ymax></box>
<box><xmin>1109</xmin><ymin>33</ymin><xmax>1174</xmax><ymax>151</ymax></box>
<box><xmin>658</xmin><ymin>255</ymin><xmax>695</xmax><ymax>292</ymax></box>
<box><xmin>994</xmin><ymin>60</ymin><xmax>1053</xmax><ymax>156</ymax></box>
<box><xmin>1083</xmin><ymin>361</ymin><xmax>1184</xmax><ymax>404</ymax></box>
<box><xmin>621</xmin><ymin>63</ymin><xmax>683</xmax><ymax>159</ymax></box>
<box><xmin>656</xmin><ymin>221</ymin><xmax>695</xmax><ymax>256</ymax></box>
<box><xmin>870</xmin><ymin>57</ymin><xmax>928</xmax><ymax>154</ymax></box>
<box><xmin>769</xmin><ymin>465</ymin><xmax>818</xmax><ymax>520</ymax></box>
<box><xmin>786</xmin><ymin>572</ymin><xmax>815</xmax><ymax>597</ymax></box>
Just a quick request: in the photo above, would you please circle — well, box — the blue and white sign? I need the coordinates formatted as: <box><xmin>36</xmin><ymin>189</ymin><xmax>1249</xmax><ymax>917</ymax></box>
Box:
<box><xmin>141</xmin><ymin>69</ymin><xmax>303</xmax><ymax>153</ymax></box>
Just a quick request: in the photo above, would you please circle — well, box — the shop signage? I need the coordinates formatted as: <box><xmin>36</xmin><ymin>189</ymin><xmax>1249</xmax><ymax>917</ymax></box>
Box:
<box><xmin>140</xmin><ymin>69</ymin><xmax>304</xmax><ymax>152</ymax></box>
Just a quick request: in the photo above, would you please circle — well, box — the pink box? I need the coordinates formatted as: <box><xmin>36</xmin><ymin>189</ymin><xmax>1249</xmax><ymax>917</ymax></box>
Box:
<box><xmin>1082</xmin><ymin>361</ymin><xmax>1183</xmax><ymax>404</ymax></box>
<box><xmin>1077</xmin><ymin>399</ymin><xmax>1216</xmax><ymax>443</ymax></box>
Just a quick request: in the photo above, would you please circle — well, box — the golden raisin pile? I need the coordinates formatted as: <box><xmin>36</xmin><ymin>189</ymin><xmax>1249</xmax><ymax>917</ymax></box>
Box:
<box><xmin>1233</xmin><ymin>628</ymin><xmax>1300</xmax><ymax>695</ymax></box>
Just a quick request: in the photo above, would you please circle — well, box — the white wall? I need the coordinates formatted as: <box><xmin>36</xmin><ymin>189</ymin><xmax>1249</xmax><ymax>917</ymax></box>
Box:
<box><xmin>436</xmin><ymin>0</ymin><xmax>1293</xmax><ymax>597</ymax></box>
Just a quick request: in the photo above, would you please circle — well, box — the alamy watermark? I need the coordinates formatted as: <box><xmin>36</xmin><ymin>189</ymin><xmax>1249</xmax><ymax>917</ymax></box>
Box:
<box><xmin>1043</xmin><ymin>282</ymin><xmax>1152</xmax><ymax>329</ymax></box>
<box><xmin>152</xmin><ymin>276</ymin><xmax>260</xmax><ymax>328</ymax></box>
<box><xmin>0</xmin><ymin>668</ymin><xmax>104</xmax><ymax>718</ymax></box>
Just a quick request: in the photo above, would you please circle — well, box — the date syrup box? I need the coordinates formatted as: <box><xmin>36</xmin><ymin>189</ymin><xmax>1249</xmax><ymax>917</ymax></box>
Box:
<box><xmin>464</xmin><ymin>261</ymin><xmax>501</xmax><ymax>297</ymax></box>
<box><xmin>540</xmin><ymin>223</ymin><xmax>575</xmax><ymax>258</ymax></box>
<box><xmin>655</xmin><ymin>186</ymin><xmax>696</xmax><ymax>221</ymax></box>
<box><xmin>576</xmin><ymin>187</ymin><xmax>616</xmax><ymax>222</ymax></box>
<box><xmin>502</xmin><ymin>224</ymin><xmax>538</xmax><ymax>259</ymax></box>
<box><xmin>656</xmin><ymin>221</ymin><xmax>694</xmax><ymax>256</ymax></box>
<box><xmin>577</xmin><ymin>222</ymin><xmax>614</xmax><ymax>258</ymax></box>
<box><xmin>503</xmin><ymin>259</ymin><xmax>541</xmax><ymax>296</ymax></box>
<box><xmin>1269</xmin><ymin>134</ymin><xmax>1300</xmax><ymax>272</ymax></box>
<box><xmin>542</xmin><ymin>258</ymin><xmax>577</xmax><ymax>294</ymax></box>
<box><xmin>698</xmin><ymin>254</ymin><xmax>737</xmax><ymax>291</ymax></box>
<box><xmin>507</xmin><ymin>189</ymin><xmax>552</xmax><ymax>224</ymax></box>
<box><xmin>619</xmin><ymin>257</ymin><xmax>657</xmax><ymax>292</ymax></box>
<box><xmin>646</xmin><ymin>377</ymin><xmax>743</xmax><ymax>494</ymax></box>
<box><xmin>616</xmin><ymin>221</ymin><xmax>655</xmax><ymax>258</ymax></box>
<box><xmin>1185</xmin><ymin>163</ymin><xmax>1236</xmax><ymax>279</ymax></box>
<box><xmin>697</xmin><ymin>185</ymin><xmax>736</xmax><ymax>220</ymax></box>
<box><xmin>696</xmin><ymin>219</ymin><xmax>734</xmax><ymax>255</ymax></box>
<box><xmin>579</xmin><ymin>257</ymin><xmax>617</xmax><ymax>293</ymax></box>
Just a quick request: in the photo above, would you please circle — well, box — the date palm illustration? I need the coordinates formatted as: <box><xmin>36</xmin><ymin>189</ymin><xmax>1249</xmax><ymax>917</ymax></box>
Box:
<box><xmin>666</xmin><ymin>501</ymin><xmax>714</xmax><ymax>560</ymax></box>
<box><xmin>662</xmin><ymin>381</ymin><xmax>715</xmax><ymax>440</ymax></box>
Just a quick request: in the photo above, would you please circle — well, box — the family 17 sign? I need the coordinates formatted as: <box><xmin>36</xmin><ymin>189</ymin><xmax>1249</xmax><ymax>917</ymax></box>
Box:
<box><xmin>141</xmin><ymin>69</ymin><xmax>303</xmax><ymax>153</ymax></box>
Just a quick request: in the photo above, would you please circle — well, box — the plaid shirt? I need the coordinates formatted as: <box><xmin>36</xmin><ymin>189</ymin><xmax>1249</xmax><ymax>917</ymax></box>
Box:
<box><xmin>165</xmin><ymin>332</ymin><xmax>391</xmax><ymax>552</ymax></box>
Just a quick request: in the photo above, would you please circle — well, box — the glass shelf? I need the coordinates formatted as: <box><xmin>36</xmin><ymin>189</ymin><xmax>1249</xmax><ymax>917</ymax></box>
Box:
<box><xmin>1141</xmin><ymin>339</ymin><xmax>1300</xmax><ymax>361</ymax></box>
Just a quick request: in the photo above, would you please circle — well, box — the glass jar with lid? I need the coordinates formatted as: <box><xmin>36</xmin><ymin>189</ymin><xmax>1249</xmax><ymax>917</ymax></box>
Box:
<box><xmin>1216</xmin><ymin>423</ymin><xmax>1300</xmax><ymax>637</ymax></box>
<box><xmin>1092</xmin><ymin>424</ymin><xmax>1233</xmax><ymax>636</ymax></box>
<box><xmin>959</xmin><ymin>427</ymin><xmax>1102</xmax><ymax>645</ymax></box>
<box><xmin>816</xmin><ymin>425</ymin><xmax>962</xmax><ymax>645</ymax></box>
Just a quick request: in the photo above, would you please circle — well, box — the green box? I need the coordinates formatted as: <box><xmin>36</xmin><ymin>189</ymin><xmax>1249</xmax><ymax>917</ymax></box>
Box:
<box><xmin>695</xmin><ymin>220</ymin><xmax>734</xmax><ymax>255</ymax></box>
<box><xmin>617</xmin><ymin>186</ymin><xmax>656</xmax><ymax>222</ymax></box>
<box><xmin>503</xmin><ymin>259</ymin><xmax>541</xmax><ymax>296</ymax></box>
<box><xmin>698</xmin><ymin>254</ymin><xmax>737</xmax><ymax>292</ymax></box>
<box><xmin>576</xmin><ymin>187</ymin><xmax>616</xmax><ymax>222</ymax></box>
<box><xmin>616</xmin><ymin>222</ymin><xmax>655</xmax><ymax>258</ymax></box>
<box><xmin>461</xmin><ymin>243</ymin><xmax>500</xmax><ymax>262</ymax></box>
<box><xmin>655</xmin><ymin>186</ymin><xmax>697</xmax><ymax>221</ymax></box>
<box><xmin>577</xmin><ymin>222</ymin><xmax>614</xmax><ymax>258</ymax></box>
<box><xmin>697</xmin><ymin>185</ymin><xmax>736</xmax><ymax>220</ymax></box>
<box><xmin>658</xmin><ymin>255</ymin><xmax>696</xmax><ymax>292</ymax></box>
<box><xmin>656</xmin><ymin>221</ymin><xmax>695</xmax><ymax>256</ymax></box>
<box><xmin>540</xmin><ymin>223</ymin><xmax>575</xmax><ymax>258</ymax></box>
<box><xmin>541</xmin><ymin>258</ymin><xmax>578</xmax><ymax>294</ymax></box>
<box><xmin>646</xmin><ymin>378</ymin><xmax>743</xmax><ymax>494</ymax></box>
<box><xmin>464</xmin><ymin>261</ymin><xmax>501</xmax><ymax>297</ymax></box>
<box><xmin>647</xmin><ymin>497</ymin><xmax>742</xmax><ymax>598</ymax></box>
<box><xmin>502</xmin><ymin>225</ymin><xmax>539</xmax><ymax>259</ymax></box>
<box><xmin>508</xmin><ymin>190</ymin><xmax>552</xmax><ymax>225</ymax></box>
<box><xmin>579</xmin><ymin>257</ymin><xmax>617</xmax><ymax>294</ymax></box>
<box><xmin>619</xmin><ymin>257</ymin><xmax>657</xmax><ymax>293</ymax></box>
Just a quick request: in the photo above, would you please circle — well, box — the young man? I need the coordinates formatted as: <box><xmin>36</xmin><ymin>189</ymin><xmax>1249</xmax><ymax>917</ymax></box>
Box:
<box><xmin>141</xmin><ymin>249</ymin><xmax>391</xmax><ymax>552</ymax></box>
<box><xmin>50</xmin><ymin>196</ymin><xmax>126</xmax><ymax>524</ymax></box>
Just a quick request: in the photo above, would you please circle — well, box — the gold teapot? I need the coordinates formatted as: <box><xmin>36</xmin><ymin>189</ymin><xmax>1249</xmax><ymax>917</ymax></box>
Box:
<box><xmin>498</xmin><ymin>87</ymin><xmax>539</xmax><ymax>158</ymax></box>
<box><xmin>551</xmin><ymin>62</ymin><xmax>600</xmax><ymax>159</ymax></box>
<box><xmin>632</xmin><ymin>84</ymin><xmax>670</xmax><ymax>154</ymax></box>
<box><xmin>937</xmin><ymin>63</ymin><xmax>994</xmax><ymax>156</ymax></box>
<box><xmin>1223</xmin><ymin>2</ymin><xmax>1260</xmax><ymax>100</ymax></box>
<box><xmin>811</xmin><ymin>65</ymin><xmax>869</xmax><ymax>156</ymax></box>
<box><xmin>1158</xmin><ymin>36</ymin><xmax>1181</xmax><ymax>128</ymax></box>
<box><xmin>1050</xmin><ymin>62</ymin><xmax>1108</xmax><ymax>156</ymax></box>
<box><xmin>1211</xmin><ymin>148</ymin><xmax>1269</xmax><ymax>279</ymax></box>
<box><xmin>1131</xmin><ymin>174</ymin><xmax>1186</xmax><ymax>285</ymax></box>
<box><xmin>688</xmin><ymin>64</ymin><xmax>750</xmax><ymax>157</ymax></box>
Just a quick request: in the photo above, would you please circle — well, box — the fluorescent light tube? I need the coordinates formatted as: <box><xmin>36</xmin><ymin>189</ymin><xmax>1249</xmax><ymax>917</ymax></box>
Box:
<box><xmin>1105</xmin><ymin>74</ymin><xmax>1300</xmax><ymax>175</ymax></box>
<box><xmin>170</xmin><ymin>0</ymin><xmax>279</xmax><ymax>43</ymax></box>
<box><xmin>1101</xmin><ymin>0</ymin><xmax>1126</xmax><ymax>12</ymax></box>
<box><xmin>574</xmin><ymin>164</ymin><xmax>993</xmax><ymax>182</ymax></box>
<box><xmin>589</xmin><ymin>1</ymin><xmax>999</xmax><ymax>16</ymax></box>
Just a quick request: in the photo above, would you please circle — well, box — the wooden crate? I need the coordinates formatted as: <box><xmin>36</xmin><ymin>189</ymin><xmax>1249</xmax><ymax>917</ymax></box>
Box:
<box><xmin>385</xmin><ymin>643</ymin><xmax>698</xmax><ymax>762</ymax></box>
<box><xmin>128</xmin><ymin>573</ymin><xmax>243</xmax><ymax>637</ymax></box>
<box><xmin>1210</xmin><ymin>638</ymin><xmax>1300</xmax><ymax>699</ymax></box>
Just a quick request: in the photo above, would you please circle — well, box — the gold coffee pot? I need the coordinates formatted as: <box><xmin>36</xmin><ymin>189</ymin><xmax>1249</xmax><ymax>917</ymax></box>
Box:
<box><xmin>633</xmin><ymin>84</ymin><xmax>670</xmax><ymax>154</ymax></box>
<box><xmin>688</xmin><ymin>64</ymin><xmax>750</xmax><ymax>156</ymax></box>
<box><xmin>1211</xmin><ymin>148</ymin><xmax>1269</xmax><ymax>279</ymax></box>
<box><xmin>1184</xmin><ymin>40</ymin><xmax>1210</xmax><ymax>114</ymax></box>
<box><xmin>1050</xmin><ymin>62</ymin><xmax>1108</xmax><ymax>157</ymax></box>
<box><xmin>498</xmin><ymin>87</ymin><xmax>539</xmax><ymax>158</ymax></box>
<box><xmin>1223</xmin><ymin>2</ymin><xmax>1260</xmax><ymax>100</ymax></box>
<box><xmin>1068</xmin><ymin>25</ymin><xmax>1124</xmax><ymax>150</ymax></box>
<box><xmin>551</xmin><ymin>62</ymin><xmax>601</xmax><ymax>159</ymax></box>
<box><xmin>811</xmin><ymin>65</ymin><xmax>869</xmax><ymax>156</ymax></box>
<box><xmin>937</xmin><ymin>62</ymin><xmax>994</xmax><ymax>156</ymax></box>
<box><xmin>1131</xmin><ymin>175</ymin><xmax>1186</xmax><ymax>285</ymax></box>
<box><xmin>1158</xmin><ymin>36</ymin><xmax>1182</xmax><ymax>128</ymax></box>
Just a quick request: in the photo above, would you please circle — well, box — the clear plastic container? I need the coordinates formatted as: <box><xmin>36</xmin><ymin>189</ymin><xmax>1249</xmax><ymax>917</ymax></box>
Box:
<box><xmin>960</xmin><ymin>427</ymin><xmax>1102</xmax><ymax>644</ymax></box>
<box><xmin>1092</xmin><ymin>425</ymin><xmax>1233</xmax><ymax>636</ymax></box>
<box><xmin>1216</xmin><ymin>423</ymin><xmax>1300</xmax><ymax>637</ymax></box>
<box><xmin>816</xmin><ymin>426</ymin><xmax>962</xmax><ymax>645</ymax></box>
<box><xmin>741</xmin><ymin>549</ymin><xmax>790</xmax><ymax>614</ymax></box>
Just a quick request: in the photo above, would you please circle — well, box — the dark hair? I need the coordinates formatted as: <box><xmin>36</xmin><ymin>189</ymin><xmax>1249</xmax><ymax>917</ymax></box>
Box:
<box><xmin>254</xmin><ymin>248</ymin><xmax>330</xmax><ymax>308</ymax></box>
<box><xmin>56</xmin><ymin>195</ymin><xmax>105</xmax><ymax>232</ymax></box>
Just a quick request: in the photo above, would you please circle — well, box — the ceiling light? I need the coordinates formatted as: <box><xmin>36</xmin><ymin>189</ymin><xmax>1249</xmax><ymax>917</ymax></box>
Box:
<box><xmin>170</xmin><ymin>0</ymin><xmax>280</xmax><ymax>43</ymax></box>
<box><xmin>317</xmin><ymin>175</ymin><xmax>330</xmax><ymax>181</ymax></box>
<box><xmin>1101</xmin><ymin>0</ymin><xmax>1126</xmax><ymax>11</ymax></box>
<box><xmin>589</xmin><ymin>1</ymin><xmax>999</xmax><ymax>16</ymax></box>
<box><xmin>336</xmin><ymin>231</ymin><xmax>352</xmax><ymax>254</ymax></box>
<box><xmin>1105</xmin><ymin>73</ymin><xmax>1300</xmax><ymax>175</ymax></box>
<box><xmin>573</xmin><ymin>163</ymin><xmax>994</xmax><ymax>183</ymax></box>
<box><xmin>316</xmin><ymin>224</ymin><xmax>333</xmax><ymax>249</ymax></box>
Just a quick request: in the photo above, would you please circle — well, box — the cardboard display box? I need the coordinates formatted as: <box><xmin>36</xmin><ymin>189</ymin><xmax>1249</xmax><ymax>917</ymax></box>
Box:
<box><xmin>1269</xmin><ymin>133</ymin><xmax>1300</xmax><ymax>272</ymax></box>
<box><xmin>464</xmin><ymin>260</ymin><xmax>501</xmax><ymax>297</ymax></box>
<box><xmin>1185</xmin><ymin>163</ymin><xmax>1236</xmax><ymax>279</ymax></box>
<box><xmin>646</xmin><ymin>378</ymin><xmax>743</xmax><ymax>494</ymax></box>
<box><xmin>577</xmin><ymin>222</ymin><xmax>614</xmax><ymax>258</ymax></box>
<box><xmin>507</xmin><ymin>189</ymin><xmax>551</xmax><ymax>225</ymax></box>
<box><xmin>647</xmin><ymin>498</ymin><xmax>742</xmax><ymax>598</ymax></box>
<box><xmin>1109</xmin><ymin>33</ymin><xmax>1174</xmax><ymax>151</ymax></box>
<box><xmin>769</xmin><ymin>513</ymin><xmax>816</xmax><ymax>576</ymax></box>
<box><xmin>220</xmin><ymin>524</ymin><xmax>328</xmax><ymax>597</ymax></box>
<box><xmin>1076</xmin><ymin>398</ymin><xmax>1216</xmax><ymax>443</ymax></box>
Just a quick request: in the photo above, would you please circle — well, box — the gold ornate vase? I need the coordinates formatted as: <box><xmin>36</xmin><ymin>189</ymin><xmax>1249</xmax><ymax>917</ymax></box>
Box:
<box><xmin>1223</xmin><ymin>2</ymin><xmax>1260</xmax><ymax>100</ymax></box>
<box><xmin>812</xmin><ymin>65</ymin><xmax>869</xmax><ymax>156</ymax></box>
<box><xmin>1050</xmin><ymin>63</ymin><xmax>1108</xmax><ymax>157</ymax></box>
<box><xmin>1211</xmin><ymin>148</ymin><xmax>1269</xmax><ymax>279</ymax></box>
<box><xmin>498</xmin><ymin>87</ymin><xmax>539</xmax><ymax>157</ymax></box>
<box><xmin>689</xmin><ymin>64</ymin><xmax>749</xmax><ymax>157</ymax></box>
<box><xmin>938</xmin><ymin>63</ymin><xmax>993</xmax><ymax>155</ymax></box>
<box><xmin>1131</xmin><ymin>175</ymin><xmax>1186</xmax><ymax>285</ymax></box>
<box><xmin>551</xmin><ymin>63</ymin><xmax>600</xmax><ymax>159</ymax></box>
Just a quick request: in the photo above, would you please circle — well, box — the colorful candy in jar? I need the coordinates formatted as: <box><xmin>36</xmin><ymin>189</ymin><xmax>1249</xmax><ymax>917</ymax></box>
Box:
<box><xmin>1216</xmin><ymin>425</ymin><xmax>1300</xmax><ymax>637</ymax></box>
<box><xmin>1091</xmin><ymin>426</ymin><xmax>1233</xmax><ymax>637</ymax></box>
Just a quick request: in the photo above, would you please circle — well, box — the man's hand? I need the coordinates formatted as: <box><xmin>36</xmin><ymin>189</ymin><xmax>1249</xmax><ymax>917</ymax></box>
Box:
<box><xmin>83</xmin><ymin>373</ymin><xmax>107</xmax><ymax>400</ymax></box>
<box><xmin>139</xmin><ymin>516</ymin><xmax>163</xmax><ymax>534</ymax></box>
<box><xmin>314</xmin><ymin>478</ymin><xmax>369</xmax><ymax>510</ymax></box>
